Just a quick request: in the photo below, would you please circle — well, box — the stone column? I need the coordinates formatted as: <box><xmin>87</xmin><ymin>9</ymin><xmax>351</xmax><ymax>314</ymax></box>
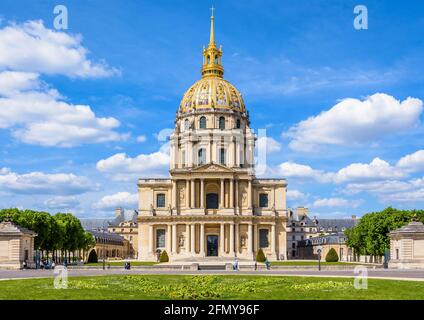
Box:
<box><xmin>229</xmin><ymin>179</ymin><xmax>234</xmax><ymax>208</ymax></box>
<box><xmin>247</xmin><ymin>223</ymin><xmax>253</xmax><ymax>254</ymax></box>
<box><xmin>235</xmin><ymin>223</ymin><xmax>239</xmax><ymax>254</ymax></box>
<box><xmin>172</xmin><ymin>224</ymin><xmax>177</xmax><ymax>254</ymax></box>
<box><xmin>191</xmin><ymin>179</ymin><xmax>195</xmax><ymax>208</ymax></box>
<box><xmin>253</xmin><ymin>224</ymin><xmax>258</xmax><ymax>252</ymax></box>
<box><xmin>190</xmin><ymin>224</ymin><xmax>196</xmax><ymax>254</ymax></box>
<box><xmin>235</xmin><ymin>179</ymin><xmax>239</xmax><ymax>212</ymax></box>
<box><xmin>172</xmin><ymin>180</ymin><xmax>177</xmax><ymax>208</ymax></box>
<box><xmin>185</xmin><ymin>224</ymin><xmax>190</xmax><ymax>253</ymax></box>
<box><xmin>220</xmin><ymin>223</ymin><xmax>225</xmax><ymax>255</ymax></box>
<box><xmin>248</xmin><ymin>179</ymin><xmax>252</xmax><ymax>209</ymax></box>
<box><xmin>186</xmin><ymin>180</ymin><xmax>190</xmax><ymax>208</ymax></box>
<box><xmin>148</xmin><ymin>225</ymin><xmax>154</xmax><ymax>254</ymax></box>
<box><xmin>166</xmin><ymin>224</ymin><xmax>172</xmax><ymax>253</ymax></box>
<box><xmin>229</xmin><ymin>223</ymin><xmax>235</xmax><ymax>255</ymax></box>
<box><xmin>200</xmin><ymin>223</ymin><xmax>205</xmax><ymax>256</ymax></box>
<box><xmin>271</xmin><ymin>224</ymin><xmax>276</xmax><ymax>255</ymax></box>
<box><xmin>200</xmin><ymin>179</ymin><xmax>205</xmax><ymax>209</ymax></box>
<box><xmin>220</xmin><ymin>179</ymin><xmax>225</xmax><ymax>208</ymax></box>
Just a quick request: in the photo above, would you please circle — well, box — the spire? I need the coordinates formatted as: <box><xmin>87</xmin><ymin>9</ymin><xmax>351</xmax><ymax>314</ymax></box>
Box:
<box><xmin>209</xmin><ymin>6</ymin><xmax>215</xmax><ymax>46</ymax></box>
<box><xmin>201</xmin><ymin>7</ymin><xmax>224</xmax><ymax>78</ymax></box>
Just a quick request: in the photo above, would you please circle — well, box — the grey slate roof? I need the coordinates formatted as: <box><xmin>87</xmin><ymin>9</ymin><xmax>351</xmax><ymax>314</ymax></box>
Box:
<box><xmin>80</xmin><ymin>219</ymin><xmax>111</xmax><ymax>231</ymax></box>
<box><xmin>87</xmin><ymin>230</ymin><xmax>126</xmax><ymax>244</ymax></box>
<box><xmin>390</xmin><ymin>221</ymin><xmax>424</xmax><ymax>235</ymax></box>
<box><xmin>108</xmin><ymin>209</ymin><xmax>138</xmax><ymax>227</ymax></box>
<box><xmin>316</xmin><ymin>218</ymin><xmax>357</xmax><ymax>231</ymax></box>
<box><xmin>0</xmin><ymin>221</ymin><xmax>37</xmax><ymax>236</ymax></box>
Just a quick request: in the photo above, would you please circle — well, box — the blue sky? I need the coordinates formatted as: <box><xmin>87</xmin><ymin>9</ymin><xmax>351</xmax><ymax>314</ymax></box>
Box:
<box><xmin>0</xmin><ymin>0</ymin><xmax>423</xmax><ymax>218</ymax></box>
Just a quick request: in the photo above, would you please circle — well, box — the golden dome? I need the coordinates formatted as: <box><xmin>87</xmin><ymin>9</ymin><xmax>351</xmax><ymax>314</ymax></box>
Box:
<box><xmin>179</xmin><ymin>78</ymin><xmax>246</xmax><ymax>115</ymax></box>
<box><xmin>178</xmin><ymin>9</ymin><xmax>246</xmax><ymax>116</ymax></box>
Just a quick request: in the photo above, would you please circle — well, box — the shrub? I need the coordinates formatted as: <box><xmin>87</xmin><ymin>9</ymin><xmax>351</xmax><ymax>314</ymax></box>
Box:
<box><xmin>160</xmin><ymin>250</ymin><xmax>169</xmax><ymax>263</ymax></box>
<box><xmin>87</xmin><ymin>250</ymin><xmax>98</xmax><ymax>263</ymax></box>
<box><xmin>325</xmin><ymin>248</ymin><xmax>339</xmax><ymax>262</ymax></box>
<box><xmin>256</xmin><ymin>249</ymin><xmax>266</xmax><ymax>262</ymax></box>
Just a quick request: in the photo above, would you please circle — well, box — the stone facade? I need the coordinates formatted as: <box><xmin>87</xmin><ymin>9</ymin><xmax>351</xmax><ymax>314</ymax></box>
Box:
<box><xmin>87</xmin><ymin>230</ymin><xmax>130</xmax><ymax>261</ymax></box>
<box><xmin>0</xmin><ymin>221</ymin><xmax>36</xmax><ymax>269</ymax></box>
<box><xmin>389</xmin><ymin>220</ymin><xmax>424</xmax><ymax>269</ymax></box>
<box><xmin>137</xmin><ymin>14</ymin><xmax>288</xmax><ymax>262</ymax></box>
<box><xmin>108</xmin><ymin>208</ymin><xmax>138</xmax><ymax>258</ymax></box>
<box><xmin>297</xmin><ymin>232</ymin><xmax>351</xmax><ymax>261</ymax></box>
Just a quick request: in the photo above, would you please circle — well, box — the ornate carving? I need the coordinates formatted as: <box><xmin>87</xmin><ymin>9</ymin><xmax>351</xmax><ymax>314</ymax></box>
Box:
<box><xmin>179</xmin><ymin>235</ymin><xmax>185</xmax><ymax>247</ymax></box>
<box><xmin>241</xmin><ymin>192</ymin><xmax>248</xmax><ymax>206</ymax></box>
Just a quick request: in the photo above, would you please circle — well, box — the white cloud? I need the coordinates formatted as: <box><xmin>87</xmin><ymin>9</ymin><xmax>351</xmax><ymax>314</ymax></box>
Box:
<box><xmin>0</xmin><ymin>167</ymin><xmax>97</xmax><ymax>195</ymax></box>
<box><xmin>285</xmin><ymin>93</ymin><xmax>423</xmax><ymax>152</ymax></box>
<box><xmin>286</xmin><ymin>189</ymin><xmax>308</xmax><ymax>201</ymax></box>
<box><xmin>257</xmin><ymin>136</ymin><xmax>281</xmax><ymax>154</ymax></box>
<box><xmin>0</xmin><ymin>71</ymin><xmax>128</xmax><ymax>147</ymax></box>
<box><xmin>93</xmin><ymin>192</ymin><xmax>138</xmax><ymax>210</ymax></box>
<box><xmin>0</xmin><ymin>20</ymin><xmax>118</xmax><ymax>78</ymax></box>
<box><xmin>334</xmin><ymin>157</ymin><xmax>405</xmax><ymax>183</ymax></box>
<box><xmin>277</xmin><ymin>161</ymin><xmax>333</xmax><ymax>183</ymax></box>
<box><xmin>96</xmin><ymin>149</ymin><xmax>170</xmax><ymax>181</ymax></box>
<box><xmin>312</xmin><ymin>197</ymin><xmax>362</xmax><ymax>208</ymax></box>
<box><xmin>396</xmin><ymin>150</ymin><xmax>424</xmax><ymax>173</ymax></box>
<box><xmin>44</xmin><ymin>196</ymin><xmax>79</xmax><ymax>210</ymax></box>
<box><xmin>136</xmin><ymin>135</ymin><xmax>147</xmax><ymax>143</ymax></box>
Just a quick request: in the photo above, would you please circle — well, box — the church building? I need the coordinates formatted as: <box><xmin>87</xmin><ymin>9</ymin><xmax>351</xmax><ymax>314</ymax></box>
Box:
<box><xmin>137</xmin><ymin>12</ymin><xmax>288</xmax><ymax>261</ymax></box>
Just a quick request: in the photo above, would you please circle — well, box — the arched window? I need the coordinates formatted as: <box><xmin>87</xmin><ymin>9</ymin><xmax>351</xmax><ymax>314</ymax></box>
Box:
<box><xmin>184</xmin><ymin>119</ymin><xmax>190</xmax><ymax>130</ymax></box>
<box><xmin>219</xmin><ymin>116</ymin><xmax>225</xmax><ymax>129</ymax></box>
<box><xmin>236</xmin><ymin>119</ymin><xmax>241</xmax><ymax>129</ymax></box>
<box><xmin>198</xmin><ymin>148</ymin><xmax>206</xmax><ymax>165</ymax></box>
<box><xmin>215</xmin><ymin>55</ymin><xmax>219</xmax><ymax>64</ymax></box>
<box><xmin>199</xmin><ymin>116</ymin><xmax>206</xmax><ymax>129</ymax></box>
<box><xmin>207</xmin><ymin>55</ymin><xmax>210</xmax><ymax>64</ymax></box>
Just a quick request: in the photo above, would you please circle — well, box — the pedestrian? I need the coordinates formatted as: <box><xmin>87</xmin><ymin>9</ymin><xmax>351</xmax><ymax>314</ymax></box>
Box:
<box><xmin>254</xmin><ymin>262</ymin><xmax>257</xmax><ymax>270</ymax></box>
<box><xmin>265</xmin><ymin>258</ymin><xmax>270</xmax><ymax>270</ymax></box>
<box><xmin>233</xmin><ymin>258</ymin><xmax>239</xmax><ymax>271</ymax></box>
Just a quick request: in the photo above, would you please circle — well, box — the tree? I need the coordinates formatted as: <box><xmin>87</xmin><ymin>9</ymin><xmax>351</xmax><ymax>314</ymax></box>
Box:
<box><xmin>256</xmin><ymin>249</ymin><xmax>266</xmax><ymax>262</ymax></box>
<box><xmin>160</xmin><ymin>250</ymin><xmax>169</xmax><ymax>262</ymax></box>
<box><xmin>325</xmin><ymin>248</ymin><xmax>339</xmax><ymax>262</ymax></box>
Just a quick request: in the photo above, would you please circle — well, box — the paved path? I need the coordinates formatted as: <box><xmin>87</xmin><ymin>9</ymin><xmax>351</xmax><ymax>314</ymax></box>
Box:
<box><xmin>1</xmin><ymin>268</ymin><xmax>424</xmax><ymax>281</ymax></box>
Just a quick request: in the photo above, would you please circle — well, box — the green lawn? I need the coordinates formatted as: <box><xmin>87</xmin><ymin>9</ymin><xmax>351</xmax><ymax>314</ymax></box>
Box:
<box><xmin>84</xmin><ymin>261</ymin><xmax>158</xmax><ymax>267</ymax></box>
<box><xmin>269</xmin><ymin>261</ymin><xmax>367</xmax><ymax>266</ymax></box>
<box><xmin>0</xmin><ymin>275</ymin><xmax>423</xmax><ymax>300</ymax></box>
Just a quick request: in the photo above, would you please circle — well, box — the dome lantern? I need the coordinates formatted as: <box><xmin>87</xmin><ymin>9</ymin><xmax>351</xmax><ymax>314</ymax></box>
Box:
<box><xmin>201</xmin><ymin>8</ymin><xmax>224</xmax><ymax>78</ymax></box>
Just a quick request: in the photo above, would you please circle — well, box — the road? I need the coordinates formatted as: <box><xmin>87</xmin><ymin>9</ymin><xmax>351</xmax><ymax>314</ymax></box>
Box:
<box><xmin>1</xmin><ymin>268</ymin><xmax>424</xmax><ymax>281</ymax></box>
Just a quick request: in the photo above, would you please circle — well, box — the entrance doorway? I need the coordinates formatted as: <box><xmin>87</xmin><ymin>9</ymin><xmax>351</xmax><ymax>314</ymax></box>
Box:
<box><xmin>207</xmin><ymin>235</ymin><xmax>219</xmax><ymax>256</ymax></box>
<box><xmin>206</xmin><ymin>193</ymin><xmax>219</xmax><ymax>209</ymax></box>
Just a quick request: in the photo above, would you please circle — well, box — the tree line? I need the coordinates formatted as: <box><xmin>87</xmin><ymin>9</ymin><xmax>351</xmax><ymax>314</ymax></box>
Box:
<box><xmin>0</xmin><ymin>208</ymin><xmax>95</xmax><ymax>263</ymax></box>
<box><xmin>345</xmin><ymin>207</ymin><xmax>424</xmax><ymax>257</ymax></box>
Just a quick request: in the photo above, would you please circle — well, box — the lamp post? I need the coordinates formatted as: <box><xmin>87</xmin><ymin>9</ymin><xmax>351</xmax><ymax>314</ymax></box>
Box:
<box><xmin>102</xmin><ymin>238</ymin><xmax>106</xmax><ymax>270</ymax></box>
<box><xmin>317</xmin><ymin>247</ymin><xmax>322</xmax><ymax>271</ymax></box>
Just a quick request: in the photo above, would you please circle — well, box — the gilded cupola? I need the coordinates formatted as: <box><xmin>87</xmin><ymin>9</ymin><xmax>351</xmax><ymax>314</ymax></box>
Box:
<box><xmin>178</xmin><ymin>10</ymin><xmax>247</xmax><ymax>116</ymax></box>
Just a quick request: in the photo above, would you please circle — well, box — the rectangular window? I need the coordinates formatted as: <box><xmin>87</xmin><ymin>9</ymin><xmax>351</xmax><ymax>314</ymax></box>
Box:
<box><xmin>156</xmin><ymin>193</ymin><xmax>166</xmax><ymax>208</ymax></box>
<box><xmin>259</xmin><ymin>193</ymin><xmax>268</xmax><ymax>208</ymax></box>
<box><xmin>219</xmin><ymin>148</ymin><xmax>226</xmax><ymax>165</ymax></box>
<box><xmin>156</xmin><ymin>229</ymin><xmax>165</xmax><ymax>248</ymax></box>
<box><xmin>259</xmin><ymin>229</ymin><xmax>269</xmax><ymax>248</ymax></box>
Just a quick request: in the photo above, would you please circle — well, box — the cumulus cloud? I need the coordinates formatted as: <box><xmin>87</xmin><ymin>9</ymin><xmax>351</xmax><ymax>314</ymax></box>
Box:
<box><xmin>0</xmin><ymin>20</ymin><xmax>118</xmax><ymax>77</ymax></box>
<box><xmin>396</xmin><ymin>150</ymin><xmax>424</xmax><ymax>173</ymax></box>
<box><xmin>136</xmin><ymin>135</ymin><xmax>147</xmax><ymax>143</ymax></box>
<box><xmin>278</xmin><ymin>161</ymin><xmax>333</xmax><ymax>183</ymax></box>
<box><xmin>333</xmin><ymin>158</ymin><xmax>405</xmax><ymax>183</ymax></box>
<box><xmin>0</xmin><ymin>71</ymin><xmax>128</xmax><ymax>147</ymax></box>
<box><xmin>96</xmin><ymin>149</ymin><xmax>170</xmax><ymax>181</ymax></box>
<box><xmin>285</xmin><ymin>93</ymin><xmax>423</xmax><ymax>152</ymax></box>
<box><xmin>0</xmin><ymin>167</ymin><xmax>97</xmax><ymax>195</ymax></box>
<box><xmin>312</xmin><ymin>197</ymin><xmax>362</xmax><ymax>208</ymax></box>
<box><xmin>286</xmin><ymin>189</ymin><xmax>308</xmax><ymax>201</ymax></box>
<box><xmin>257</xmin><ymin>136</ymin><xmax>281</xmax><ymax>154</ymax></box>
<box><xmin>93</xmin><ymin>192</ymin><xmax>138</xmax><ymax>210</ymax></box>
<box><xmin>44</xmin><ymin>196</ymin><xmax>79</xmax><ymax>210</ymax></box>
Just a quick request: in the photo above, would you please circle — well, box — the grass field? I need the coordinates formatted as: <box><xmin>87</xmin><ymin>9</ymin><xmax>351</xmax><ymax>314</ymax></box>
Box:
<box><xmin>84</xmin><ymin>261</ymin><xmax>158</xmax><ymax>267</ymax></box>
<box><xmin>0</xmin><ymin>275</ymin><xmax>422</xmax><ymax>300</ymax></box>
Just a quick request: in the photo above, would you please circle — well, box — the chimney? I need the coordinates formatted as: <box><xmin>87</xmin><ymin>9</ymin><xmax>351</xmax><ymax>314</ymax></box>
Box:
<box><xmin>351</xmin><ymin>215</ymin><xmax>357</xmax><ymax>220</ymax></box>
<box><xmin>296</xmin><ymin>207</ymin><xmax>308</xmax><ymax>217</ymax></box>
<box><xmin>115</xmin><ymin>207</ymin><xmax>122</xmax><ymax>217</ymax></box>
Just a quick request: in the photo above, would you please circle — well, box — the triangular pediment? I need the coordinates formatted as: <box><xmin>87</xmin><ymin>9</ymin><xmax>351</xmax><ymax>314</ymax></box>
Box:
<box><xmin>190</xmin><ymin>163</ymin><xmax>235</xmax><ymax>173</ymax></box>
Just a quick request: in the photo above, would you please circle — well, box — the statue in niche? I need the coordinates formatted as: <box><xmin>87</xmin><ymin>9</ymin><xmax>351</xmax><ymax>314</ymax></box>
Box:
<box><xmin>179</xmin><ymin>235</ymin><xmax>185</xmax><ymax>247</ymax></box>
<box><xmin>179</xmin><ymin>187</ymin><xmax>185</xmax><ymax>206</ymax></box>
<box><xmin>240</xmin><ymin>235</ymin><xmax>247</xmax><ymax>248</ymax></box>
<box><xmin>241</xmin><ymin>192</ymin><xmax>248</xmax><ymax>206</ymax></box>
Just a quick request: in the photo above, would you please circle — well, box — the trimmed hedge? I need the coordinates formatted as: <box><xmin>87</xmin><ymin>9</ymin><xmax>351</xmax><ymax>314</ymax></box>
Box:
<box><xmin>160</xmin><ymin>250</ymin><xmax>169</xmax><ymax>263</ymax></box>
<box><xmin>325</xmin><ymin>248</ymin><xmax>339</xmax><ymax>262</ymax></box>
<box><xmin>256</xmin><ymin>249</ymin><xmax>266</xmax><ymax>262</ymax></box>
